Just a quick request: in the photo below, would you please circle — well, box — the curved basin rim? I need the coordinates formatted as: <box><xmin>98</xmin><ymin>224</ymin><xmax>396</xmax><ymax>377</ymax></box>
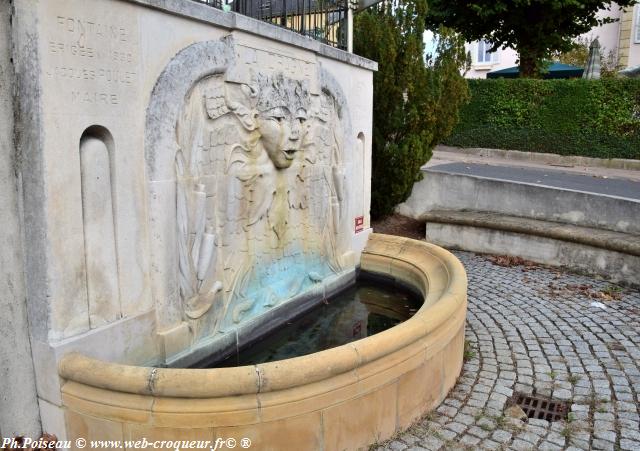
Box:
<box><xmin>58</xmin><ymin>234</ymin><xmax>467</xmax><ymax>398</ymax></box>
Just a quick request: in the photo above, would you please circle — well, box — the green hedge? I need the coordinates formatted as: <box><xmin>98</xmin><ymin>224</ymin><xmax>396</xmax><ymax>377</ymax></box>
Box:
<box><xmin>444</xmin><ymin>78</ymin><xmax>640</xmax><ymax>160</ymax></box>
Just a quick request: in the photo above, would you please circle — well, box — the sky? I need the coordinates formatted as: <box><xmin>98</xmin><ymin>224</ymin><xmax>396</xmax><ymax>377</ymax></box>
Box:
<box><xmin>424</xmin><ymin>29</ymin><xmax>438</xmax><ymax>58</ymax></box>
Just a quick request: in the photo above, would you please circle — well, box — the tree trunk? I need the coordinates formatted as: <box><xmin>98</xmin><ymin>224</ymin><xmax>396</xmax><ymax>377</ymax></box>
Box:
<box><xmin>518</xmin><ymin>51</ymin><xmax>540</xmax><ymax>78</ymax></box>
<box><xmin>516</xmin><ymin>40</ymin><xmax>545</xmax><ymax>78</ymax></box>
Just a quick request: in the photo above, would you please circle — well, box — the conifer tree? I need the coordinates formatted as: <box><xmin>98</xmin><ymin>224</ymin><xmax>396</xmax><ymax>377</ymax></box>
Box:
<box><xmin>354</xmin><ymin>1</ymin><xmax>469</xmax><ymax>218</ymax></box>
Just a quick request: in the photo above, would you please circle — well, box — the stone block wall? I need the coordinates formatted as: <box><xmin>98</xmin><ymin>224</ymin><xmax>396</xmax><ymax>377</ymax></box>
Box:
<box><xmin>4</xmin><ymin>0</ymin><xmax>375</xmax><ymax>436</ymax></box>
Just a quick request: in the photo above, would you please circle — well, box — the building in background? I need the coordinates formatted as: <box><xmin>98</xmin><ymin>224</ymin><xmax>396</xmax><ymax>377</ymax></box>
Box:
<box><xmin>465</xmin><ymin>2</ymin><xmax>640</xmax><ymax>78</ymax></box>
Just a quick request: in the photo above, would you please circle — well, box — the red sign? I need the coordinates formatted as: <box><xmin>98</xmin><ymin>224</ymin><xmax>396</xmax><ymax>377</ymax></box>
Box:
<box><xmin>354</xmin><ymin>216</ymin><xmax>364</xmax><ymax>233</ymax></box>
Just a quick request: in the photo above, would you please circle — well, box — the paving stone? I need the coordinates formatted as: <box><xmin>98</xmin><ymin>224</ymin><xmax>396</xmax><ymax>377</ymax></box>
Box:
<box><xmin>593</xmin><ymin>412</ymin><xmax>615</xmax><ymax>421</ymax></box>
<box><xmin>460</xmin><ymin>406</ymin><xmax>482</xmax><ymax>417</ymax></box>
<box><xmin>620</xmin><ymin>427</ymin><xmax>640</xmax><ymax>441</ymax></box>
<box><xmin>444</xmin><ymin>399</ymin><xmax>463</xmax><ymax>409</ymax></box>
<box><xmin>459</xmin><ymin>434</ymin><xmax>481</xmax><ymax>446</ymax></box>
<box><xmin>467</xmin><ymin>425</ymin><xmax>491</xmax><ymax>439</ymax></box>
<box><xmin>591</xmin><ymin>439</ymin><xmax>615</xmax><ymax>450</ymax></box>
<box><xmin>402</xmin><ymin>252</ymin><xmax>640</xmax><ymax>451</ymax></box>
<box><xmin>467</xmin><ymin>397</ymin><xmax>487</xmax><ymax>408</ymax></box>
<box><xmin>616</xmin><ymin>401</ymin><xmax>637</xmax><ymax>412</ymax></box>
<box><xmin>444</xmin><ymin>422</ymin><xmax>466</xmax><ymax>434</ymax></box>
<box><xmin>538</xmin><ymin>441</ymin><xmax>562</xmax><ymax>451</ymax></box>
<box><xmin>511</xmin><ymin>439</ymin><xmax>535</xmax><ymax>450</ymax></box>
<box><xmin>593</xmin><ymin>429</ymin><xmax>616</xmax><ymax>443</ymax></box>
<box><xmin>620</xmin><ymin>439</ymin><xmax>640</xmax><ymax>451</ymax></box>
<box><xmin>476</xmin><ymin>417</ymin><xmax>496</xmax><ymax>430</ymax></box>
<box><xmin>593</xmin><ymin>420</ymin><xmax>615</xmax><ymax>432</ymax></box>
<box><xmin>553</xmin><ymin>388</ymin><xmax>572</xmax><ymax>400</ymax></box>
<box><xmin>491</xmin><ymin>430</ymin><xmax>512</xmax><ymax>443</ymax></box>
<box><xmin>419</xmin><ymin>436</ymin><xmax>444</xmax><ymax>451</ymax></box>
<box><xmin>517</xmin><ymin>431</ymin><xmax>542</xmax><ymax>445</ymax></box>
<box><xmin>546</xmin><ymin>432</ymin><xmax>566</xmax><ymax>447</ymax></box>
<box><xmin>400</xmin><ymin>433</ymin><xmax>420</xmax><ymax>445</ymax></box>
<box><xmin>435</xmin><ymin>429</ymin><xmax>457</xmax><ymax>441</ymax></box>
<box><xmin>479</xmin><ymin>439</ymin><xmax>501</xmax><ymax>450</ymax></box>
<box><xmin>387</xmin><ymin>441</ymin><xmax>407</xmax><ymax>451</ymax></box>
<box><xmin>436</xmin><ymin>405</ymin><xmax>458</xmax><ymax>417</ymax></box>
<box><xmin>453</xmin><ymin>413</ymin><xmax>476</xmax><ymax>427</ymax></box>
<box><xmin>568</xmin><ymin>439</ymin><xmax>591</xmax><ymax>450</ymax></box>
<box><xmin>527</xmin><ymin>418</ymin><xmax>549</xmax><ymax>428</ymax></box>
<box><xmin>570</xmin><ymin>403</ymin><xmax>589</xmax><ymax>412</ymax></box>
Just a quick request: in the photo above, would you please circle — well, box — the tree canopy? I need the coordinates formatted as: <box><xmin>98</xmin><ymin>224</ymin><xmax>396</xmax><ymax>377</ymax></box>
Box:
<box><xmin>425</xmin><ymin>0</ymin><xmax>636</xmax><ymax>77</ymax></box>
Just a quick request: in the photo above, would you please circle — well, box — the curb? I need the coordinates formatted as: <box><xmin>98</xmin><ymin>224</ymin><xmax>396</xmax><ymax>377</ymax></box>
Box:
<box><xmin>436</xmin><ymin>145</ymin><xmax>640</xmax><ymax>171</ymax></box>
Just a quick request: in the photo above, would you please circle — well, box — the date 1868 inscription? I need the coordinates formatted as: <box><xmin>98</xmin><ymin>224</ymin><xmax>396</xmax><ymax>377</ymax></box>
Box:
<box><xmin>45</xmin><ymin>13</ymin><xmax>139</xmax><ymax>109</ymax></box>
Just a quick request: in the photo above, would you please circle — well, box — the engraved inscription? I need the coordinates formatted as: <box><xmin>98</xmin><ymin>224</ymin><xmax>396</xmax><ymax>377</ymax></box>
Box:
<box><xmin>46</xmin><ymin>67</ymin><xmax>136</xmax><ymax>85</ymax></box>
<box><xmin>71</xmin><ymin>91</ymin><xmax>119</xmax><ymax>105</ymax></box>
<box><xmin>55</xmin><ymin>16</ymin><xmax>130</xmax><ymax>43</ymax></box>
<box><xmin>44</xmin><ymin>12</ymin><xmax>138</xmax><ymax>109</ymax></box>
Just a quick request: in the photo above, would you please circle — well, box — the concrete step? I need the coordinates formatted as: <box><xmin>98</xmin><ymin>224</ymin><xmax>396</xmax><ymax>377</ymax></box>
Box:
<box><xmin>422</xmin><ymin>210</ymin><xmax>640</xmax><ymax>287</ymax></box>
<box><xmin>397</xmin><ymin>168</ymin><xmax>640</xmax><ymax>234</ymax></box>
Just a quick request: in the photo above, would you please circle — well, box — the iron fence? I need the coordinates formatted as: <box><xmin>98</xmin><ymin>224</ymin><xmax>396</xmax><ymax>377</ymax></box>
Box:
<box><xmin>192</xmin><ymin>0</ymin><xmax>349</xmax><ymax>49</ymax></box>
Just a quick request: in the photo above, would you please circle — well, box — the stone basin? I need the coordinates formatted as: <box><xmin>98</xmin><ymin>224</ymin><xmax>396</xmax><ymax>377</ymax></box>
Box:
<box><xmin>58</xmin><ymin>234</ymin><xmax>467</xmax><ymax>450</ymax></box>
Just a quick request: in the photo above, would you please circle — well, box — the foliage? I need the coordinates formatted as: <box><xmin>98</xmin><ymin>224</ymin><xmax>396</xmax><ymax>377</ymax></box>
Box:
<box><xmin>354</xmin><ymin>3</ymin><xmax>469</xmax><ymax>218</ymax></box>
<box><xmin>445</xmin><ymin>78</ymin><xmax>640</xmax><ymax>159</ymax></box>
<box><xmin>424</xmin><ymin>0</ymin><xmax>637</xmax><ymax>77</ymax></box>
<box><xmin>552</xmin><ymin>37</ymin><xmax>618</xmax><ymax>77</ymax></box>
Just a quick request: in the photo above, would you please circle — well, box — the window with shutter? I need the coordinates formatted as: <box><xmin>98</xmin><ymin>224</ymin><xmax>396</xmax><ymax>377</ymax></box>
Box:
<box><xmin>476</xmin><ymin>40</ymin><xmax>496</xmax><ymax>64</ymax></box>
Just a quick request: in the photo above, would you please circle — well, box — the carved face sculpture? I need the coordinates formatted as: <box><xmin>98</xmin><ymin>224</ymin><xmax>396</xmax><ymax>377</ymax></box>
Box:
<box><xmin>254</xmin><ymin>74</ymin><xmax>310</xmax><ymax>169</ymax></box>
<box><xmin>257</xmin><ymin>106</ymin><xmax>307</xmax><ymax>169</ymax></box>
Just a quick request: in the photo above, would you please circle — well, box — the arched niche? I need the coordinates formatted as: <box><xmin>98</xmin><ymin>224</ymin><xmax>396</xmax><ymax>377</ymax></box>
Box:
<box><xmin>79</xmin><ymin>125</ymin><xmax>119</xmax><ymax>328</ymax></box>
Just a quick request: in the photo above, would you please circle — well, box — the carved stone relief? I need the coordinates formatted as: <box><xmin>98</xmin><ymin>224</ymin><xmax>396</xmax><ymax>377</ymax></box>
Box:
<box><xmin>175</xmin><ymin>66</ymin><xmax>349</xmax><ymax>332</ymax></box>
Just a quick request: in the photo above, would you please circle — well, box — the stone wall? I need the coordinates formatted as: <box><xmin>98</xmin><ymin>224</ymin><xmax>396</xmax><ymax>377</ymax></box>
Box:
<box><xmin>7</xmin><ymin>0</ymin><xmax>375</xmax><ymax>436</ymax></box>
<box><xmin>0</xmin><ymin>0</ymin><xmax>42</xmax><ymax>438</ymax></box>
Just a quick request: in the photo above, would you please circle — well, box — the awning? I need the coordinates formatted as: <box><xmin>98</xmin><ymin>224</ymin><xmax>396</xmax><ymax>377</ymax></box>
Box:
<box><xmin>487</xmin><ymin>62</ymin><xmax>584</xmax><ymax>79</ymax></box>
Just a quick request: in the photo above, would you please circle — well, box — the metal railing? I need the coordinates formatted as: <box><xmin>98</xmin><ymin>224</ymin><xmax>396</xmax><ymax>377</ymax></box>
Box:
<box><xmin>192</xmin><ymin>0</ymin><xmax>349</xmax><ymax>49</ymax></box>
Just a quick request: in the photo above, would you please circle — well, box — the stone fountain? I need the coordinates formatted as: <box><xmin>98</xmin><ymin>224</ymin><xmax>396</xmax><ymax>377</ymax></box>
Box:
<box><xmin>0</xmin><ymin>0</ymin><xmax>466</xmax><ymax>447</ymax></box>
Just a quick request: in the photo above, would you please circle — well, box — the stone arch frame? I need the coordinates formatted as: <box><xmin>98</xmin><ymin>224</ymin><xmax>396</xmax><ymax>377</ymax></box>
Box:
<box><xmin>145</xmin><ymin>37</ymin><xmax>235</xmax><ymax>182</ymax></box>
<box><xmin>145</xmin><ymin>37</ymin><xmax>235</xmax><ymax>335</ymax></box>
<box><xmin>144</xmin><ymin>36</ymin><xmax>356</xmax><ymax>347</ymax></box>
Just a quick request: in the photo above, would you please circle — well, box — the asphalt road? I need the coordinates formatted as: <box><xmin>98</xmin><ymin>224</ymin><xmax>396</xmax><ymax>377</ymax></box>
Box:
<box><xmin>426</xmin><ymin>162</ymin><xmax>640</xmax><ymax>201</ymax></box>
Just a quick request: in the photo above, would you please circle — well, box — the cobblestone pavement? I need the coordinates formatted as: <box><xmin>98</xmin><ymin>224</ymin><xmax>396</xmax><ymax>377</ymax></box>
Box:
<box><xmin>377</xmin><ymin>251</ymin><xmax>640</xmax><ymax>451</ymax></box>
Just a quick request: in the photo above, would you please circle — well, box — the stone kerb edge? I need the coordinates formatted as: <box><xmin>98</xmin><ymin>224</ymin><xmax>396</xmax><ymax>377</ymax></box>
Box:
<box><xmin>401</xmin><ymin>171</ymin><xmax>640</xmax><ymax>234</ymax></box>
<box><xmin>437</xmin><ymin>145</ymin><xmax>640</xmax><ymax>171</ymax></box>
<box><xmin>421</xmin><ymin>211</ymin><xmax>640</xmax><ymax>257</ymax></box>
<box><xmin>58</xmin><ymin>233</ymin><xmax>467</xmax><ymax>399</ymax></box>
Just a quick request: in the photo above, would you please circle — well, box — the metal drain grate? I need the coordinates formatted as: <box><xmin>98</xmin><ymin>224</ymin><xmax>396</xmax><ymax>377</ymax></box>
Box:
<box><xmin>512</xmin><ymin>393</ymin><xmax>569</xmax><ymax>422</ymax></box>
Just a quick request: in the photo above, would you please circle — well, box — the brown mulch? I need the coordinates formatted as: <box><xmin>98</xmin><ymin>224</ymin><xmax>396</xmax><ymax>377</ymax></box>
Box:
<box><xmin>545</xmin><ymin>282</ymin><xmax>624</xmax><ymax>302</ymax></box>
<box><xmin>371</xmin><ymin>214</ymin><xmax>425</xmax><ymax>240</ymax></box>
<box><xmin>487</xmin><ymin>254</ymin><xmax>540</xmax><ymax>270</ymax></box>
